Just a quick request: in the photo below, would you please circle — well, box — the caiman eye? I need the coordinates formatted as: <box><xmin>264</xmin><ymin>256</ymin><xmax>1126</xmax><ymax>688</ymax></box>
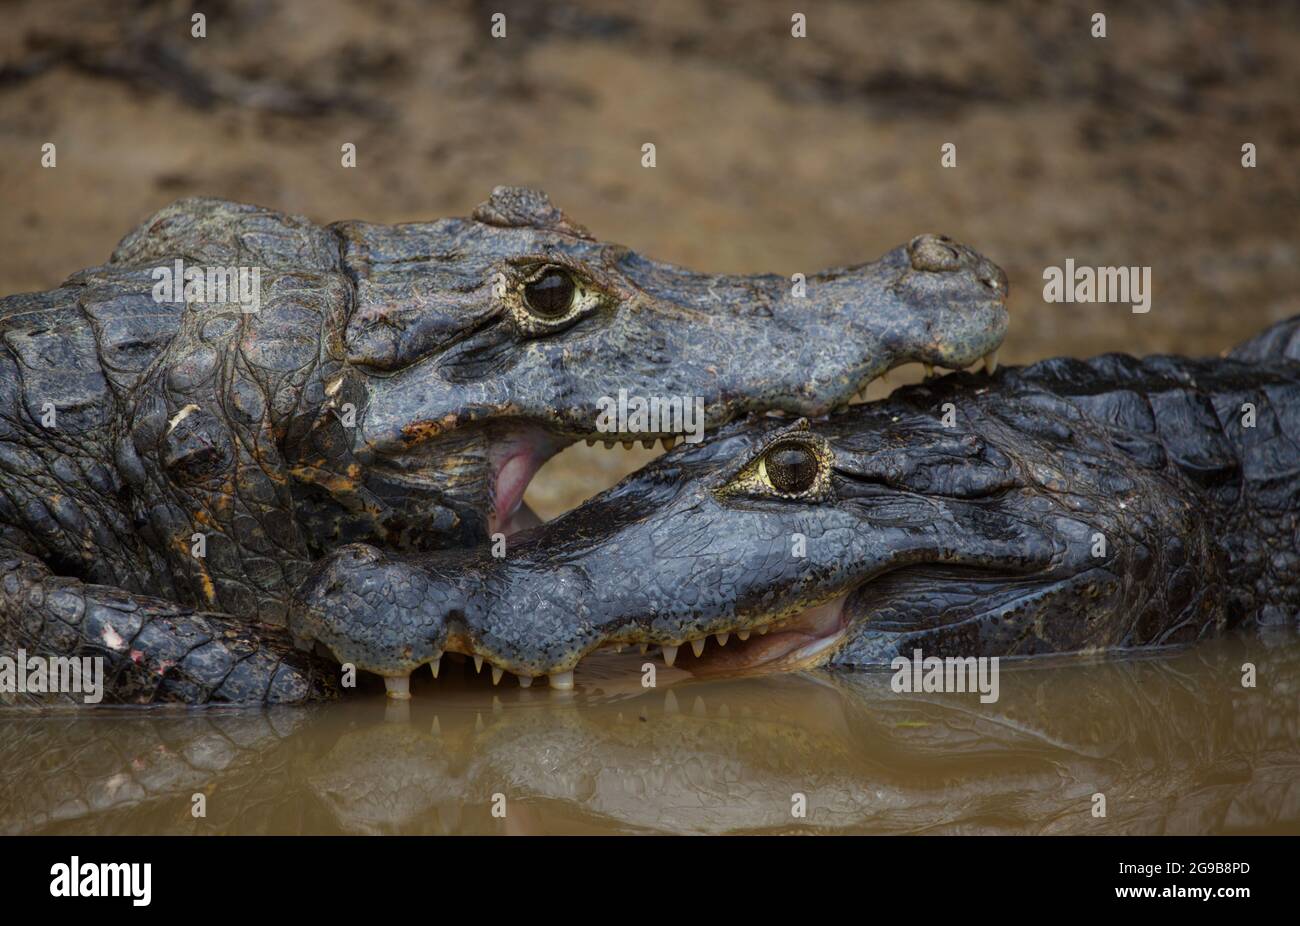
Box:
<box><xmin>716</xmin><ymin>425</ymin><xmax>833</xmax><ymax>503</ymax></box>
<box><xmin>522</xmin><ymin>268</ymin><xmax>576</xmax><ymax>318</ymax></box>
<box><xmin>761</xmin><ymin>441</ymin><xmax>818</xmax><ymax>494</ymax></box>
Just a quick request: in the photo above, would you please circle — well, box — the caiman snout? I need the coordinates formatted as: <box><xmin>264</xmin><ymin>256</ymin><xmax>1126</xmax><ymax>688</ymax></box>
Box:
<box><xmin>291</xmin><ymin>191</ymin><xmax>1012</xmax><ymax>568</ymax></box>
<box><xmin>908</xmin><ymin>233</ymin><xmax>1009</xmax><ymax>300</ymax></box>
<box><xmin>829</xmin><ymin>232</ymin><xmax>1008</xmax><ymax>380</ymax></box>
<box><xmin>290</xmin><ymin>544</ymin><xmax>457</xmax><ymax>698</ymax></box>
<box><xmin>290</xmin><ymin>540</ymin><xmax>590</xmax><ymax>695</ymax></box>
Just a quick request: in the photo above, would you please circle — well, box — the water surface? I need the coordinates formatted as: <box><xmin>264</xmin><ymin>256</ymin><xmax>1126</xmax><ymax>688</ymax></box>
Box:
<box><xmin>3</xmin><ymin>637</ymin><xmax>1296</xmax><ymax>835</ymax></box>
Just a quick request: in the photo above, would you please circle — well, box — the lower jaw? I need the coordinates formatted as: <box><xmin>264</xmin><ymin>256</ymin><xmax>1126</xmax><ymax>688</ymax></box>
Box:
<box><xmin>671</xmin><ymin>595</ymin><xmax>851</xmax><ymax>676</ymax></box>
<box><xmin>375</xmin><ymin>593</ymin><xmax>852</xmax><ymax>699</ymax></box>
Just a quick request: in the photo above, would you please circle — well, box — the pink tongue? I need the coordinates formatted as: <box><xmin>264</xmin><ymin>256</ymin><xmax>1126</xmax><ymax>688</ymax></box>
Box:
<box><xmin>491</xmin><ymin>453</ymin><xmax>535</xmax><ymax>535</ymax></box>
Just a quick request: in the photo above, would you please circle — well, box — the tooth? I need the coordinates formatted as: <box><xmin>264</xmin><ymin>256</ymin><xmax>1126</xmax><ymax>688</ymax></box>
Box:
<box><xmin>621</xmin><ymin>440</ymin><xmax>633</xmax><ymax>449</ymax></box>
<box><xmin>690</xmin><ymin>638</ymin><xmax>705</xmax><ymax>658</ymax></box>
<box><xmin>384</xmin><ymin>676</ymin><xmax>411</xmax><ymax>700</ymax></box>
<box><xmin>983</xmin><ymin>350</ymin><xmax>998</xmax><ymax>374</ymax></box>
<box><xmin>474</xmin><ymin>656</ymin><xmax>483</xmax><ymax>673</ymax></box>
<box><xmin>585</xmin><ymin>438</ymin><xmax>596</xmax><ymax>447</ymax></box>
<box><xmin>429</xmin><ymin>654</ymin><xmax>442</xmax><ymax>679</ymax></box>
<box><xmin>603</xmin><ymin>440</ymin><xmax>615</xmax><ymax>449</ymax></box>
<box><xmin>923</xmin><ymin>363</ymin><xmax>935</xmax><ymax>379</ymax></box>
<box><xmin>639</xmin><ymin>644</ymin><xmax>648</xmax><ymax>654</ymax></box>
<box><xmin>518</xmin><ymin>675</ymin><xmax>533</xmax><ymax>688</ymax></box>
<box><xmin>664</xmin><ymin>690</ymin><xmax>679</xmax><ymax>714</ymax></box>
<box><xmin>641</xmin><ymin>439</ymin><xmax>655</xmax><ymax>449</ymax></box>
<box><xmin>491</xmin><ymin>666</ymin><xmax>503</xmax><ymax>685</ymax></box>
<box><xmin>715</xmin><ymin>632</ymin><xmax>729</xmax><ymax>646</ymax></box>
<box><xmin>662</xmin><ymin>645</ymin><xmax>678</xmax><ymax>667</ymax></box>
<box><xmin>737</xmin><ymin>630</ymin><xmax>750</xmax><ymax>641</ymax></box>
<box><xmin>549</xmin><ymin>670</ymin><xmax>575</xmax><ymax>690</ymax></box>
<box><xmin>612</xmin><ymin>644</ymin><xmax>624</xmax><ymax>654</ymax></box>
<box><xmin>661</xmin><ymin>436</ymin><xmax>677</xmax><ymax>450</ymax></box>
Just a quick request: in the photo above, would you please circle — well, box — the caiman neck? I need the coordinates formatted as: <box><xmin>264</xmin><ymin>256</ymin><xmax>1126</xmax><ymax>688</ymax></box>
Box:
<box><xmin>1155</xmin><ymin>358</ymin><xmax>1300</xmax><ymax>629</ymax></box>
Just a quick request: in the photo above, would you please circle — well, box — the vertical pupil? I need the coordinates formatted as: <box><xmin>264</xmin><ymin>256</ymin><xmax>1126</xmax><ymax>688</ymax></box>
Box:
<box><xmin>766</xmin><ymin>443</ymin><xmax>817</xmax><ymax>492</ymax></box>
<box><xmin>524</xmin><ymin>270</ymin><xmax>575</xmax><ymax>316</ymax></box>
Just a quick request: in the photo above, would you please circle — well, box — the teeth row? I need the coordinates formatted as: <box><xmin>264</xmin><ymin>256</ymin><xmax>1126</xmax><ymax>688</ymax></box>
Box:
<box><xmin>382</xmin><ymin>652</ymin><xmax>576</xmax><ymax>698</ymax></box>
<box><xmin>855</xmin><ymin>352</ymin><xmax>1000</xmax><ymax>398</ymax></box>
<box><xmin>658</xmin><ymin>628</ymin><xmax>765</xmax><ymax>666</ymax></box>
<box><xmin>852</xmin><ymin>368</ymin><xmax>904</xmax><ymax>401</ymax></box>
<box><xmin>584</xmin><ymin>436</ymin><xmax>679</xmax><ymax>450</ymax></box>
<box><xmin>571</xmin><ymin>359</ymin><xmax>1001</xmax><ymax>438</ymax></box>
<box><xmin>381</xmin><ymin>624</ymin><xmax>779</xmax><ymax>697</ymax></box>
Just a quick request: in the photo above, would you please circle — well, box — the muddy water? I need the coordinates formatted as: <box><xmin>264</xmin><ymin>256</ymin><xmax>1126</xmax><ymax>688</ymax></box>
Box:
<box><xmin>2</xmin><ymin>1</ymin><xmax>1299</xmax><ymax>837</ymax></box>
<box><xmin>2</xmin><ymin>636</ymin><xmax>1295</xmax><ymax>835</ymax></box>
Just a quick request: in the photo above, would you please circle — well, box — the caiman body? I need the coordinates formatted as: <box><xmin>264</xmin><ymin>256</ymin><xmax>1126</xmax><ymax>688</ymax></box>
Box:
<box><xmin>297</xmin><ymin>318</ymin><xmax>1300</xmax><ymax>689</ymax></box>
<box><xmin>0</xmin><ymin>188</ymin><xmax>1007</xmax><ymax>703</ymax></box>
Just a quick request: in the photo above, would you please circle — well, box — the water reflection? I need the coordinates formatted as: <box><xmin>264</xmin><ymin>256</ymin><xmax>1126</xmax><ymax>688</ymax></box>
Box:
<box><xmin>2</xmin><ymin>638</ymin><xmax>1296</xmax><ymax>835</ymax></box>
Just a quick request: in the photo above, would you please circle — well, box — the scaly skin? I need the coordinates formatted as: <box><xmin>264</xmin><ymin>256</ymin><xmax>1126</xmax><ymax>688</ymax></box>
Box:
<box><xmin>295</xmin><ymin>318</ymin><xmax>1300</xmax><ymax>688</ymax></box>
<box><xmin>0</xmin><ymin>188</ymin><xmax>1007</xmax><ymax>703</ymax></box>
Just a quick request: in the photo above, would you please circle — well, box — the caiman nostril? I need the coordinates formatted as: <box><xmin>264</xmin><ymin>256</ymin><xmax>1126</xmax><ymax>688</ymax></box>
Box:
<box><xmin>978</xmin><ymin>261</ymin><xmax>1009</xmax><ymax>296</ymax></box>
<box><xmin>908</xmin><ymin>234</ymin><xmax>963</xmax><ymax>273</ymax></box>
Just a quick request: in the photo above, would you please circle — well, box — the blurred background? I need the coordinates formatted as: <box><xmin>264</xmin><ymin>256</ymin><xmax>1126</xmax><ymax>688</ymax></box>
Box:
<box><xmin>2</xmin><ymin>0</ymin><xmax>1298</xmax><ymax>515</ymax></box>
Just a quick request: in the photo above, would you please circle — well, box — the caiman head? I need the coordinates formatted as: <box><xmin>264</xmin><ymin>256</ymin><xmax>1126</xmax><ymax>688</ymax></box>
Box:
<box><xmin>292</xmin><ymin>368</ymin><xmax>1221</xmax><ymax>691</ymax></box>
<box><xmin>287</xmin><ymin>186</ymin><xmax>1008</xmax><ymax>552</ymax></box>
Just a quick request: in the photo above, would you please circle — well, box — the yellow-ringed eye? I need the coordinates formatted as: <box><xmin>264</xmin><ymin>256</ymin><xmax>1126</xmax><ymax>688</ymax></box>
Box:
<box><xmin>760</xmin><ymin>441</ymin><xmax>819</xmax><ymax>494</ymax></box>
<box><xmin>522</xmin><ymin>268</ymin><xmax>576</xmax><ymax>318</ymax></box>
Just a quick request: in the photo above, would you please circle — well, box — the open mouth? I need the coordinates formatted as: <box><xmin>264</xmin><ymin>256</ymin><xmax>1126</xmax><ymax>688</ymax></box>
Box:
<box><xmin>380</xmin><ymin>591</ymin><xmax>854</xmax><ymax>698</ymax></box>
<box><xmin>484</xmin><ymin>426</ymin><xmax>686</xmax><ymax>538</ymax></box>
<box><xmin>649</xmin><ymin>594</ymin><xmax>852</xmax><ymax>676</ymax></box>
<box><xmin>481</xmin><ymin>358</ymin><xmax>1001</xmax><ymax>539</ymax></box>
<box><xmin>363</xmin><ymin>361</ymin><xmax>1010</xmax><ymax>697</ymax></box>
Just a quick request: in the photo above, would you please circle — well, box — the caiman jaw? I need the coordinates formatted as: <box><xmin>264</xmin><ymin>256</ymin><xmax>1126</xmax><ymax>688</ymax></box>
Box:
<box><xmin>339</xmin><ymin>228</ymin><xmax>1010</xmax><ymax>548</ymax></box>
<box><xmin>375</xmin><ymin>596</ymin><xmax>853</xmax><ymax>698</ymax></box>
<box><xmin>426</xmin><ymin>608</ymin><xmax>849</xmax><ymax>696</ymax></box>
<box><xmin>469</xmin><ymin>595</ymin><xmax>850</xmax><ymax>688</ymax></box>
<box><xmin>659</xmin><ymin>596</ymin><xmax>852</xmax><ymax>675</ymax></box>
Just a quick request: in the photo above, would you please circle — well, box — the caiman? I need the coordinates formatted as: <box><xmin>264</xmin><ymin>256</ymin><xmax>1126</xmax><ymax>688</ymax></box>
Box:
<box><xmin>295</xmin><ymin>317</ymin><xmax>1300</xmax><ymax>690</ymax></box>
<box><xmin>0</xmin><ymin>187</ymin><xmax>1007</xmax><ymax>703</ymax></box>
